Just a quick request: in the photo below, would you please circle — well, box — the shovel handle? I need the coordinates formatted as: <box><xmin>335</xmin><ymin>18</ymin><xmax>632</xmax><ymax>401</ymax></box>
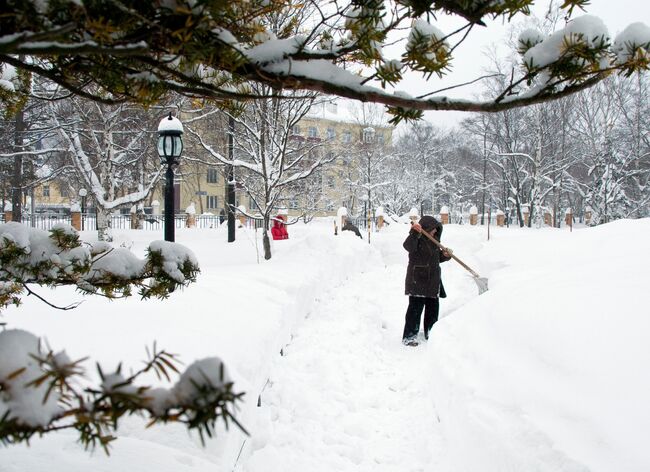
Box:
<box><xmin>411</xmin><ymin>222</ymin><xmax>483</xmax><ymax>279</ymax></box>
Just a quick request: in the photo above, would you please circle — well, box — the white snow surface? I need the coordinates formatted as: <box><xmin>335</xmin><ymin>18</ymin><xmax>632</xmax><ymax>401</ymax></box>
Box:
<box><xmin>1</xmin><ymin>218</ymin><xmax>649</xmax><ymax>471</ymax></box>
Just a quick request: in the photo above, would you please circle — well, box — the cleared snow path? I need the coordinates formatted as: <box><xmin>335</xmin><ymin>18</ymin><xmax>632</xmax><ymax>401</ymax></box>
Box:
<box><xmin>238</xmin><ymin>241</ymin><xmax>446</xmax><ymax>472</ymax></box>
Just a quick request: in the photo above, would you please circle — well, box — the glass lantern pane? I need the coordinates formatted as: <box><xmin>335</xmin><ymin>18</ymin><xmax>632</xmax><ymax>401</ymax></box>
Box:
<box><xmin>173</xmin><ymin>136</ymin><xmax>183</xmax><ymax>157</ymax></box>
<box><xmin>157</xmin><ymin>136</ymin><xmax>165</xmax><ymax>158</ymax></box>
<box><xmin>165</xmin><ymin>137</ymin><xmax>173</xmax><ymax>157</ymax></box>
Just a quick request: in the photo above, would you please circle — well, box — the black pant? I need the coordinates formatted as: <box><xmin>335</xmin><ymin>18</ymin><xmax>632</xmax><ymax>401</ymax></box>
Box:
<box><xmin>402</xmin><ymin>296</ymin><xmax>439</xmax><ymax>341</ymax></box>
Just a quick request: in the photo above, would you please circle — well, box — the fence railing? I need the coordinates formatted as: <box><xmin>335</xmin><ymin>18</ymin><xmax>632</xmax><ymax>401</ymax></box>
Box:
<box><xmin>0</xmin><ymin>213</ymin><xmax>272</xmax><ymax>232</ymax></box>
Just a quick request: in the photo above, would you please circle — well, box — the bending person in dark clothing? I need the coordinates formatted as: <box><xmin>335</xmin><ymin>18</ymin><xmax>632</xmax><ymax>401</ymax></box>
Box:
<box><xmin>342</xmin><ymin>217</ymin><xmax>363</xmax><ymax>239</ymax></box>
<box><xmin>401</xmin><ymin>215</ymin><xmax>452</xmax><ymax>346</ymax></box>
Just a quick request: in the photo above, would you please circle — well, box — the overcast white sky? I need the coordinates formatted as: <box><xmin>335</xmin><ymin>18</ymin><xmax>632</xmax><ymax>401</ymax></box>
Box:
<box><xmin>383</xmin><ymin>0</ymin><xmax>649</xmax><ymax>131</ymax></box>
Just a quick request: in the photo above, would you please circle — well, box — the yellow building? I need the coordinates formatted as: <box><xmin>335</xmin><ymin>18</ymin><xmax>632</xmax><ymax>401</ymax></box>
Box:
<box><xmin>151</xmin><ymin>99</ymin><xmax>393</xmax><ymax>218</ymax></box>
<box><xmin>282</xmin><ymin>100</ymin><xmax>393</xmax><ymax>216</ymax></box>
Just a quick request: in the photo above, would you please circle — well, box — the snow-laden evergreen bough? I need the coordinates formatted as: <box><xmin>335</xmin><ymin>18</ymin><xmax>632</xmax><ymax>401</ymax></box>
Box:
<box><xmin>0</xmin><ymin>222</ymin><xmax>200</xmax><ymax>306</ymax></box>
<box><xmin>0</xmin><ymin>223</ymin><xmax>245</xmax><ymax>451</ymax></box>
<box><xmin>1</xmin><ymin>1</ymin><xmax>649</xmax><ymax>122</ymax></box>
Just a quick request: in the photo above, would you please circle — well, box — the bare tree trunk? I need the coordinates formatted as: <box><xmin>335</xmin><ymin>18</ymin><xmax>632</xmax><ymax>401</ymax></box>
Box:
<box><xmin>96</xmin><ymin>206</ymin><xmax>111</xmax><ymax>241</ymax></box>
<box><xmin>262</xmin><ymin>229</ymin><xmax>271</xmax><ymax>260</ymax></box>
<box><xmin>480</xmin><ymin>131</ymin><xmax>487</xmax><ymax>225</ymax></box>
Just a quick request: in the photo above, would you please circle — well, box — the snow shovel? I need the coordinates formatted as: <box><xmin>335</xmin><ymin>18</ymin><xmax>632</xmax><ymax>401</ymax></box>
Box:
<box><xmin>411</xmin><ymin>222</ymin><xmax>489</xmax><ymax>295</ymax></box>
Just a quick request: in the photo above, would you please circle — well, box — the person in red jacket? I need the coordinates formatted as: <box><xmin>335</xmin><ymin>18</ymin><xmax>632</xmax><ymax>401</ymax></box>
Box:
<box><xmin>271</xmin><ymin>215</ymin><xmax>289</xmax><ymax>240</ymax></box>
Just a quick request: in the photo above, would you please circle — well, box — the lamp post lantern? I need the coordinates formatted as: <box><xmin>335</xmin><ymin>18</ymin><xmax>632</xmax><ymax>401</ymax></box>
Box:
<box><xmin>78</xmin><ymin>188</ymin><xmax>87</xmax><ymax>230</ymax></box>
<box><xmin>157</xmin><ymin>112</ymin><xmax>184</xmax><ymax>242</ymax></box>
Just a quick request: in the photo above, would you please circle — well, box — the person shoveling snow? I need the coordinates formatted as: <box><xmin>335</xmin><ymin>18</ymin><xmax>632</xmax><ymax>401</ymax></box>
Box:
<box><xmin>401</xmin><ymin>215</ymin><xmax>452</xmax><ymax>347</ymax></box>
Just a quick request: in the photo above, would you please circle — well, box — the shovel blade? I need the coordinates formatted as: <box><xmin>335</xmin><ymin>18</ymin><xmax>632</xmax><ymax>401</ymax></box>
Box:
<box><xmin>474</xmin><ymin>277</ymin><xmax>489</xmax><ymax>295</ymax></box>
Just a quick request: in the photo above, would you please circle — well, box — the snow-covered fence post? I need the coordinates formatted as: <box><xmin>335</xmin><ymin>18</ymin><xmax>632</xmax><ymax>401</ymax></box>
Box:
<box><xmin>185</xmin><ymin>202</ymin><xmax>196</xmax><ymax>228</ymax></box>
<box><xmin>336</xmin><ymin>207</ymin><xmax>348</xmax><ymax>234</ymax></box>
<box><xmin>544</xmin><ymin>209</ymin><xmax>553</xmax><ymax>227</ymax></box>
<box><xmin>375</xmin><ymin>206</ymin><xmax>384</xmax><ymax>231</ymax></box>
<box><xmin>440</xmin><ymin>206</ymin><xmax>449</xmax><ymax>225</ymax></box>
<box><xmin>409</xmin><ymin>207</ymin><xmax>419</xmax><ymax>223</ymax></box>
<box><xmin>585</xmin><ymin>206</ymin><xmax>593</xmax><ymax>225</ymax></box>
<box><xmin>522</xmin><ymin>205</ymin><xmax>530</xmax><ymax>226</ymax></box>
<box><xmin>565</xmin><ymin>208</ymin><xmax>573</xmax><ymax>232</ymax></box>
<box><xmin>469</xmin><ymin>205</ymin><xmax>478</xmax><ymax>225</ymax></box>
<box><xmin>3</xmin><ymin>202</ymin><xmax>12</xmax><ymax>222</ymax></box>
<box><xmin>237</xmin><ymin>205</ymin><xmax>246</xmax><ymax>228</ymax></box>
<box><xmin>71</xmin><ymin>202</ymin><xmax>81</xmax><ymax>231</ymax></box>
<box><xmin>496</xmin><ymin>209</ymin><xmax>505</xmax><ymax>227</ymax></box>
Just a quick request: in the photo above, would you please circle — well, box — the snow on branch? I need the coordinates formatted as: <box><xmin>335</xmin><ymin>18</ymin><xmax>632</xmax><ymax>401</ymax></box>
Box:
<box><xmin>1</xmin><ymin>1</ymin><xmax>647</xmax><ymax>122</ymax></box>
<box><xmin>0</xmin><ymin>222</ymin><xmax>200</xmax><ymax>310</ymax></box>
<box><xmin>0</xmin><ymin>330</ymin><xmax>244</xmax><ymax>451</ymax></box>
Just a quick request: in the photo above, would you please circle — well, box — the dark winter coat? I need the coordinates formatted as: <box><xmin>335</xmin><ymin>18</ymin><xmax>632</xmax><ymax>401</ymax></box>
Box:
<box><xmin>342</xmin><ymin>221</ymin><xmax>363</xmax><ymax>238</ymax></box>
<box><xmin>403</xmin><ymin>216</ymin><xmax>450</xmax><ymax>298</ymax></box>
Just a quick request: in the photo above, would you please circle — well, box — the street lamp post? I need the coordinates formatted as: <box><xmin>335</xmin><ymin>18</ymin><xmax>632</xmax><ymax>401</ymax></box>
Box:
<box><xmin>78</xmin><ymin>188</ymin><xmax>87</xmax><ymax>230</ymax></box>
<box><xmin>157</xmin><ymin>113</ymin><xmax>184</xmax><ymax>242</ymax></box>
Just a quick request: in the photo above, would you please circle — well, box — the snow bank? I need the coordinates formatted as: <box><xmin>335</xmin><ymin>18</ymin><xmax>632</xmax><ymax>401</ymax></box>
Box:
<box><xmin>2</xmin><ymin>219</ymin><xmax>381</xmax><ymax>470</ymax></box>
<box><xmin>428</xmin><ymin>219</ymin><xmax>650</xmax><ymax>472</ymax></box>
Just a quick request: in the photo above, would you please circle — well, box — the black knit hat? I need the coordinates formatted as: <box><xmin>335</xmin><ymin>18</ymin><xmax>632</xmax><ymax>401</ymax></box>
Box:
<box><xmin>419</xmin><ymin>215</ymin><xmax>438</xmax><ymax>231</ymax></box>
<box><xmin>419</xmin><ymin>215</ymin><xmax>443</xmax><ymax>241</ymax></box>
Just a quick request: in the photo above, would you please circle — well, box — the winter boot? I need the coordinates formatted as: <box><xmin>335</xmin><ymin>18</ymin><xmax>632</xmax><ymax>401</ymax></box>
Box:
<box><xmin>402</xmin><ymin>338</ymin><xmax>419</xmax><ymax>347</ymax></box>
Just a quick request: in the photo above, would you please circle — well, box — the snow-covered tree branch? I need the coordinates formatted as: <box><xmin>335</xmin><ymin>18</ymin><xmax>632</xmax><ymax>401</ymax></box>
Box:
<box><xmin>0</xmin><ymin>329</ymin><xmax>244</xmax><ymax>452</ymax></box>
<box><xmin>1</xmin><ymin>1</ymin><xmax>649</xmax><ymax>122</ymax></box>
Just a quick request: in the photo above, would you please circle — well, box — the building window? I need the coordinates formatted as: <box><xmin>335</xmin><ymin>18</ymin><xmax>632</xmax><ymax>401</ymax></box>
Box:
<box><xmin>342</xmin><ymin>130</ymin><xmax>351</xmax><ymax>143</ymax></box>
<box><xmin>206</xmin><ymin>195</ymin><xmax>218</xmax><ymax>209</ymax></box>
<box><xmin>207</xmin><ymin>168</ymin><xmax>219</xmax><ymax>184</ymax></box>
<box><xmin>326</xmin><ymin>102</ymin><xmax>338</xmax><ymax>114</ymax></box>
<box><xmin>327</xmin><ymin>128</ymin><xmax>336</xmax><ymax>140</ymax></box>
<box><xmin>308</xmin><ymin>126</ymin><xmax>318</xmax><ymax>138</ymax></box>
<box><xmin>327</xmin><ymin>176</ymin><xmax>335</xmax><ymax>189</ymax></box>
<box><xmin>42</xmin><ymin>185</ymin><xmax>50</xmax><ymax>197</ymax></box>
<box><xmin>289</xmin><ymin>198</ymin><xmax>299</xmax><ymax>209</ymax></box>
<box><xmin>363</xmin><ymin>127</ymin><xmax>376</xmax><ymax>143</ymax></box>
<box><xmin>59</xmin><ymin>186</ymin><xmax>69</xmax><ymax>198</ymax></box>
<box><xmin>377</xmin><ymin>134</ymin><xmax>384</xmax><ymax>145</ymax></box>
<box><xmin>292</xmin><ymin>125</ymin><xmax>301</xmax><ymax>135</ymax></box>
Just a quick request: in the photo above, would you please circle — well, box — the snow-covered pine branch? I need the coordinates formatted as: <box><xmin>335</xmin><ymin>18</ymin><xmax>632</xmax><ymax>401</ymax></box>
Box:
<box><xmin>1</xmin><ymin>1</ymin><xmax>648</xmax><ymax>122</ymax></box>
<box><xmin>0</xmin><ymin>329</ymin><xmax>243</xmax><ymax>452</ymax></box>
<box><xmin>0</xmin><ymin>222</ymin><xmax>199</xmax><ymax>310</ymax></box>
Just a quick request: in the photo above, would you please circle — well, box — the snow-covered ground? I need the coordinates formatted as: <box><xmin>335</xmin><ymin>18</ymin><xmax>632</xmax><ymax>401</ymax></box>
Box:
<box><xmin>2</xmin><ymin>218</ymin><xmax>649</xmax><ymax>471</ymax></box>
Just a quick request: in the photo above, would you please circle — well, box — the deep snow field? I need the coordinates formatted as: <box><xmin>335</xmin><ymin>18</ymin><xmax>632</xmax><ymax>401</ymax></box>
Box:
<box><xmin>2</xmin><ymin>217</ymin><xmax>649</xmax><ymax>472</ymax></box>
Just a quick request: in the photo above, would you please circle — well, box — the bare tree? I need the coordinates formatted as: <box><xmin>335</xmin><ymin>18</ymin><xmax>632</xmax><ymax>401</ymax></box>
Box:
<box><xmin>187</xmin><ymin>87</ymin><xmax>333</xmax><ymax>259</ymax></box>
<box><xmin>49</xmin><ymin>96</ymin><xmax>161</xmax><ymax>240</ymax></box>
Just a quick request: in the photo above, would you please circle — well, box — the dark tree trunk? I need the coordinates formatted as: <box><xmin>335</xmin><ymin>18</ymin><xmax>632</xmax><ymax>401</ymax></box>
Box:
<box><xmin>11</xmin><ymin>107</ymin><xmax>25</xmax><ymax>222</ymax></box>
<box><xmin>263</xmin><ymin>229</ymin><xmax>271</xmax><ymax>260</ymax></box>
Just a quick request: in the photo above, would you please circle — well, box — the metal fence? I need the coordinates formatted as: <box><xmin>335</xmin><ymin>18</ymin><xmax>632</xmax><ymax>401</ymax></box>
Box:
<box><xmin>0</xmin><ymin>213</ymin><xmax>272</xmax><ymax>231</ymax></box>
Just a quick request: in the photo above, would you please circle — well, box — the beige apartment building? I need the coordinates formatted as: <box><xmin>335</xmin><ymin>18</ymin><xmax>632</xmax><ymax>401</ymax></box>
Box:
<box><xmin>162</xmin><ymin>100</ymin><xmax>393</xmax><ymax>218</ymax></box>
<box><xmin>23</xmin><ymin>100</ymin><xmax>393</xmax><ymax>219</ymax></box>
